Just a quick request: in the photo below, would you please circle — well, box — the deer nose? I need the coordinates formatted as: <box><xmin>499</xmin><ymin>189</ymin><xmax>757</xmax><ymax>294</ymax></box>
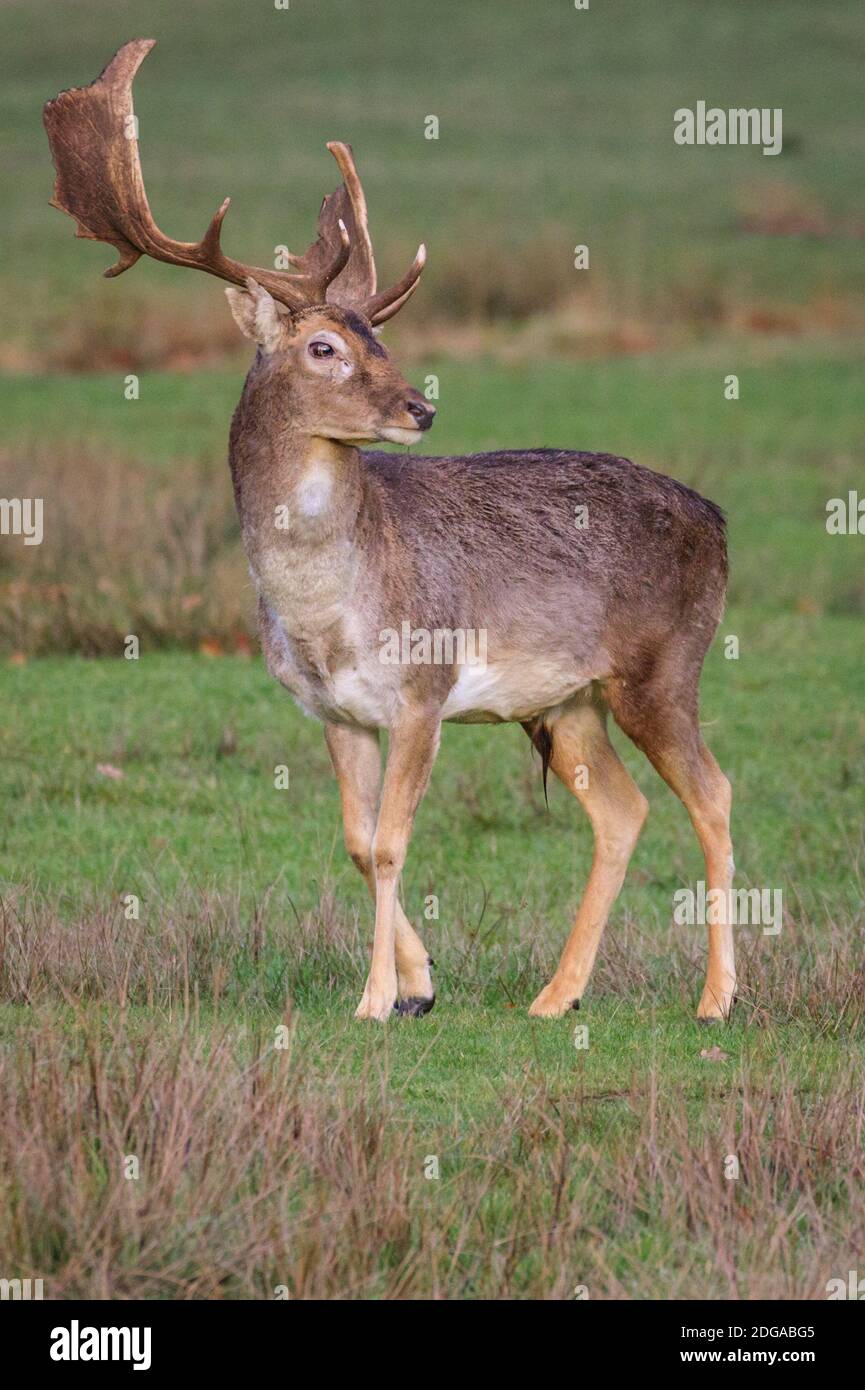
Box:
<box><xmin>406</xmin><ymin>396</ymin><xmax>436</xmax><ymax>431</ymax></box>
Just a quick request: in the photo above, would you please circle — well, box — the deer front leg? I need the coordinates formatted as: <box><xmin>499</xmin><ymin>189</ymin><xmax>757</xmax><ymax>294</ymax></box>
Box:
<box><xmin>354</xmin><ymin>707</ymin><xmax>441</xmax><ymax>1022</ymax></box>
<box><xmin>325</xmin><ymin>723</ymin><xmax>435</xmax><ymax>1012</ymax></box>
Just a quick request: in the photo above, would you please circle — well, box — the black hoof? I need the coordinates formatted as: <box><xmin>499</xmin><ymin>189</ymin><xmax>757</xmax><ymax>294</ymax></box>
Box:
<box><xmin>396</xmin><ymin>994</ymin><xmax>436</xmax><ymax>1018</ymax></box>
<box><xmin>571</xmin><ymin>998</ymin><xmax>581</xmax><ymax>1011</ymax></box>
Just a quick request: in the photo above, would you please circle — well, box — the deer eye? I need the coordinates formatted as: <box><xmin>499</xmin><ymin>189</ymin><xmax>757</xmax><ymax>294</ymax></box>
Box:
<box><xmin>308</xmin><ymin>341</ymin><xmax>335</xmax><ymax>359</ymax></box>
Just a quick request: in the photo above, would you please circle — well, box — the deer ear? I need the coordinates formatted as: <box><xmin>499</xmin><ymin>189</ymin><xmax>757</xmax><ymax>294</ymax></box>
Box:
<box><xmin>225</xmin><ymin>281</ymin><xmax>291</xmax><ymax>353</ymax></box>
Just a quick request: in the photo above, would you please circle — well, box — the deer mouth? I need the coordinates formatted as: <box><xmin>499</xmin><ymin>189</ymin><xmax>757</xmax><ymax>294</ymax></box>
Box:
<box><xmin>377</xmin><ymin>425</ymin><xmax>423</xmax><ymax>445</ymax></box>
<box><xmin>377</xmin><ymin>396</ymin><xmax>435</xmax><ymax>444</ymax></box>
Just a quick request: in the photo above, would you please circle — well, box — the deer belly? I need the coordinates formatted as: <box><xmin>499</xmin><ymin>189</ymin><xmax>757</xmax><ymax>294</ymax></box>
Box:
<box><xmin>442</xmin><ymin>655</ymin><xmax>591</xmax><ymax>724</ymax></box>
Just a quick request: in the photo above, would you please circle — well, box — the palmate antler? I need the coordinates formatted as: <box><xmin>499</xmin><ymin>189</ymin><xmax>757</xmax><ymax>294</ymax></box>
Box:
<box><xmin>43</xmin><ymin>38</ymin><xmax>425</xmax><ymax>324</ymax></box>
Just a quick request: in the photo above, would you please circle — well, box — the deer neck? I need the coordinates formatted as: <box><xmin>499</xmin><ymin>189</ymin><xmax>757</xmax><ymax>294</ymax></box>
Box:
<box><xmin>236</xmin><ymin>411</ymin><xmax>365</xmax><ymax>634</ymax></box>
<box><xmin>276</xmin><ymin>431</ymin><xmax>361</xmax><ymax>536</ymax></box>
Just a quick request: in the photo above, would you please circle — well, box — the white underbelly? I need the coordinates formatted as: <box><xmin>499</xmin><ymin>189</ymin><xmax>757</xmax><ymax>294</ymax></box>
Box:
<box><xmin>441</xmin><ymin>657</ymin><xmax>591</xmax><ymax>723</ymax></box>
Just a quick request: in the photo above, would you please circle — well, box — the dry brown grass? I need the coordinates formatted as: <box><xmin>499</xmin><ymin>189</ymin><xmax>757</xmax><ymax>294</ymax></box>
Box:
<box><xmin>1</xmin><ymin>1006</ymin><xmax>862</xmax><ymax>1300</ymax></box>
<box><xmin>0</xmin><ymin>447</ymin><xmax>253</xmax><ymax>658</ymax></box>
<box><xmin>41</xmin><ymin>295</ymin><xmax>245</xmax><ymax>376</ymax></box>
<box><xmin>0</xmin><ymin>886</ymin><xmax>863</xmax><ymax>1299</ymax></box>
<box><xmin>5</xmin><ymin>218</ymin><xmax>863</xmax><ymax>377</ymax></box>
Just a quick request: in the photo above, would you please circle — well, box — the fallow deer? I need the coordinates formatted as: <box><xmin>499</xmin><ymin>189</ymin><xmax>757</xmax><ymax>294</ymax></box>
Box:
<box><xmin>44</xmin><ymin>40</ymin><xmax>736</xmax><ymax>1023</ymax></box>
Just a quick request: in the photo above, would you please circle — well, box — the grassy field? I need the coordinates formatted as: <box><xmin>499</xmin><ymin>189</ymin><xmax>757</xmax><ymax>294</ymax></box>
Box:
<box><xmin>2</xmin><ymin>347</ymin><xmax>864</xmax><ymax>1298</ymax></box>
<box><xmin>1</xmin><ymin>0</ymin><xmax>864</xmax><ymax>1301</ymax></box>
<box><xmin>0</xmin><ymin>622</ymin><xmax>863</xmax><ymax>1298</ymax></box>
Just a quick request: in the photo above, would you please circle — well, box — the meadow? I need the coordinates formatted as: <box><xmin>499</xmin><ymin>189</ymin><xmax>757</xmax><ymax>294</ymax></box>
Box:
<box><xmin>0</xmin><ymin>0</ymin><xmax>863</xmax><ymax>1300</ymax></box>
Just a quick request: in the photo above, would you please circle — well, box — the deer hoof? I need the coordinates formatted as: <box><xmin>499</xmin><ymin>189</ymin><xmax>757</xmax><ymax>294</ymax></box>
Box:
<box><xmin>396</xmin><ymin>994</ymin><xmax>436</xmax><ymax>1018</ymax></box>
<box><xmin>528</xmin><ymin>984</ymin><xmax>579</xmax><ymax>1018</ymax></box>
<box><xmin>397</xmin><ymin>957</ymin><xmax>434</xmax><ymax>1003</ymax></box>
<box><xmin>697</xmin><ymin>989</ymin><xmax>736</xmax><ymax>1023</ymax></box>
<box><xmin>354</xmin><ymin>992</ymin><xmax>397</xmax><ymax>1022</ymax></box>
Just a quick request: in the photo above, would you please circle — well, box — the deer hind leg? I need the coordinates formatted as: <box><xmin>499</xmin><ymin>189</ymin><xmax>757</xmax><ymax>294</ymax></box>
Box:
<box><xmin>605</xmin><ymin>674</ymin><xmax>735</xmax><ymax>1021</ymax></box>
<box><xmin>325</xmin><ymin>722</ymin><xmax>435</xmax><ymax>1018</ymax></box>
<box><xmin>526</xmin><ymin>699</ymin><xmax>649</xmax><ymax>1018</ymax></box>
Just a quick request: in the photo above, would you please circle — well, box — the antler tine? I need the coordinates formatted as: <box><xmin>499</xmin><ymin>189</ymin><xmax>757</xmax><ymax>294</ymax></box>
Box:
<box><xmin>322</xmin><ymin>140</ymin><xmax>428</xmax><ymax>324</ymax></box>
<box><xmin>361</xmin><ymin>244</ymin><xmax>427</xmax><ymax>327</ymax></box>
<box><xmin>301</xmin><ymin>217</ymin><xmax>352</xmax><ymax>301</ymax></box>
<box><xmin>43</xmin><ymin>39</ymin><xmax>348</xmax><ymax>312</ymax></box>
<box><xmin>45</xmin><ymin>39</ymin><xmax>426</xmax><ymax>322</ymax></box>
<box><xmin>283</xmin><ymin>141</ymin><xmax>374</xmax><ymax>308</ymax></box>
<box><xmin>324</xmin><ymin>142</ymin><xmax>377</xmax><ymax>301</ymax></box>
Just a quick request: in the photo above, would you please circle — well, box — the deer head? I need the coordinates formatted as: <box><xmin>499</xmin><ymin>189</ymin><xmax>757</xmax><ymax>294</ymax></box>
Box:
<box><xmin>224</xmin><ymin>288</ymin><xmax>435</xmax><ymax>445</ymax></box>
<box><xmin>44</xmin><ymin>38</ymin><xmax>435</xmax><ymax>445</ymax></box>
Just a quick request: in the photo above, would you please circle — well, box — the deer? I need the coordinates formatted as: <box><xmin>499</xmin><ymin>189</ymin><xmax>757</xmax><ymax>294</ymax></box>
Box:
<box><xmin>44</xmin><ymin>40</ymin><xmax>736</xmax><ymax>1024</ymax></box>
